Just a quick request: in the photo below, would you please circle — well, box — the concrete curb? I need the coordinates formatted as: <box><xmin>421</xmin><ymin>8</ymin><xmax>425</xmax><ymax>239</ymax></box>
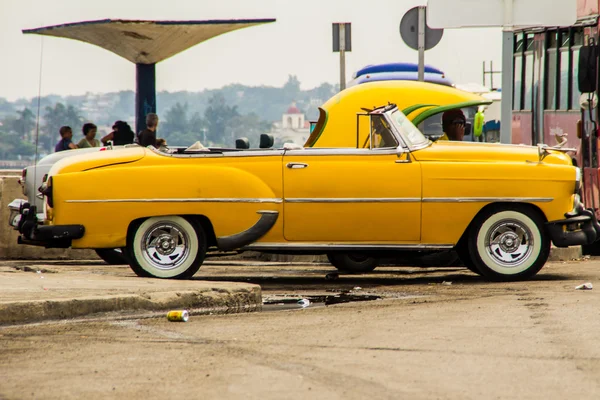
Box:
<box><xmin>0</xmin><ymin>286</ymin><xmax>262</xmax><ymax>325</ymax></box>
<box><xmin>548</xmin><ymin>245</ymin><xmax>583</xmax><ymax>262</ymax></box>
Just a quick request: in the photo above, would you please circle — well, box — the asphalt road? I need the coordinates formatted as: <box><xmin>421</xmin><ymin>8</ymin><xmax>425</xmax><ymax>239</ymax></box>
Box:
<box><xmin>1</xmin><ymin>259</ymin><xmax>600</xmax><ymax>399</ymax></box>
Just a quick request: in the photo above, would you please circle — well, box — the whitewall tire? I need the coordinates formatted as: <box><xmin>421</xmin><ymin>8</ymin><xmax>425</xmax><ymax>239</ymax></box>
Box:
<box><xmin>128</xmin><ymin>216</ymin><xmax>206</xmax><ymax>279</ymax></box>
<box><xmin>467</xmin><ymin>206</ymin><xmax>550</xmax><ymax>281</ymax></box>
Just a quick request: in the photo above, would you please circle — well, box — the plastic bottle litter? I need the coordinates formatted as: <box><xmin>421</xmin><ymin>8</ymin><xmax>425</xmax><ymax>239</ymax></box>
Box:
<box><xmin>166</xmin><ymin>310</ymin><xmax>189</xmax><ymax>322</ymax></box>
<box><xmin>575</xmin><ymin>282</ymin><xmax>593</xmax><ymax>290</ymax></box>
<box><xmin>441</xmin><ymin>281</ymin><xmax>452</xmax><ymax>286</ymax></box>
<box><xmin>297</xmin><ymin>299</ymin><xmax>310</xmax><ymax>308</ymax></box>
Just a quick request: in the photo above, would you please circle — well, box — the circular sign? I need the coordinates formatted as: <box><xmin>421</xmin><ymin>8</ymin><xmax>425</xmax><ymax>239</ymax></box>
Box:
<box><xmin>400</xmin><ymin>6</ymin><xmax>444</xmax><ymax>51</ymax></box>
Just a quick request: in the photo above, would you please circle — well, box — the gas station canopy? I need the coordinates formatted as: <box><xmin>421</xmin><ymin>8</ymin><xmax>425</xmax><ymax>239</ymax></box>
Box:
<box><xmin>22</xmin><ymin>18</ymin><xmax>276</xmax><ymax>64</ymax></box>
<box><xmin>22</xmin><ymin>18</ymin><xmax>276</xmax><ymax>133</ymax></box>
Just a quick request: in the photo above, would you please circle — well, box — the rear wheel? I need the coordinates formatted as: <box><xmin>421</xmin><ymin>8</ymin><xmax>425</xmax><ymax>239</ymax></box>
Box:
<box><xmin>127</xmin><ymin>216</ymin><xmax>206</xmax><ymax>279</ymax></box>
<box><xmin>466</xmin><ymin>206</ymin><xmax>550</xmax><ymax>281</ymax></box>
<box><xmin>327</xmin><ymin>253</ymin><xmax>379</xmax><ymax>273</ymax></box>
<box><xmin>95</xmin><ymin>248</ymin><xmax>128</xmax><ymax>265</ymax></box>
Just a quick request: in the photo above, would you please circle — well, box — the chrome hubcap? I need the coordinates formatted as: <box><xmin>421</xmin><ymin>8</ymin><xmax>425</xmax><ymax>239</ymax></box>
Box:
<box><xmin>485</xmin><ymin>220</ymin><xmax>533</xmax><ymax>267</ymax></box>
<box><xmin>141</xmin><ymin>223</ymin><xmax>190</xmax><ymax>271</ymax></box>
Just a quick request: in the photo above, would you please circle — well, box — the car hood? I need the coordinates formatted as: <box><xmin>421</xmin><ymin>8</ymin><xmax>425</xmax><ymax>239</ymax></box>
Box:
<box><xmin>49</xmin><ymin>147</ymin><xmax>146</xmax><ymax>176</ymax></box>
<box><xmin>412</xmin><ymin>141</ymin><xmax>574</xmax><ymax>165</ymax></box>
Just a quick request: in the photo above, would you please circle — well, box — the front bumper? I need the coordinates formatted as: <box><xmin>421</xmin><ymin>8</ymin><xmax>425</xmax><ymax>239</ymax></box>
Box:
<box><xmin>546</xmin><ymin>196</ymin><xmax>600</xmax><ymax>247</ymax></box>
<box><xmin>11</xmin><ymin>201</ymin><xmax>84</xmax><ymax>248</ymax></box>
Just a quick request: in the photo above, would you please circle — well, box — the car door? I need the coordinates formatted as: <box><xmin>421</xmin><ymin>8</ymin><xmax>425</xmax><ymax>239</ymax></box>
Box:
<box><xmin>282</xmin><ymin>146</ymin><xmax>422</xmax><ymax>242</ymax></box>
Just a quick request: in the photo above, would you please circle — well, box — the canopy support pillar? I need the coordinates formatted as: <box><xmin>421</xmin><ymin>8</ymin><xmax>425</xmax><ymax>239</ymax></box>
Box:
<box><xmin>135</xmin><ymin>63</ymin><xmax>156</xmax><ymax>135</ymax></box>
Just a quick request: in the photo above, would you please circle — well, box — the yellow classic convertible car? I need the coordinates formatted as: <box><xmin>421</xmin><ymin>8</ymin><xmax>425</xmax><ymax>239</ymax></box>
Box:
<box><xmin>15</xmin><ymin>82</ymin><xmax>600</xmax><ymax>281</ymax></box>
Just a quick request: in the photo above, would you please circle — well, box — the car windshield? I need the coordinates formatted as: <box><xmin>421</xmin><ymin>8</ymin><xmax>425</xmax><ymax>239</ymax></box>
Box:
<box><xmin>388</xmin><ymin>109</ymin><xmax>430</xmax><ymax>148</ymax></box>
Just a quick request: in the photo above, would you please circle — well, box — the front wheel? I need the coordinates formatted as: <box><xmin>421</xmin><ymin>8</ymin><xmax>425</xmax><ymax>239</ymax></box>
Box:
<box><xmin>127</xmin><ymin>216</ymin><xmax>207</xmax><ymax>279</ymax></box>
<box><xmin>466</xmin><ymin>206</ymin><xmax>550</xmax><ymax>281</ymax></box>
<box><xmin>327</xmin><ymin>253</ymin><xmax>379</xmax><ymax>273</ymax></box>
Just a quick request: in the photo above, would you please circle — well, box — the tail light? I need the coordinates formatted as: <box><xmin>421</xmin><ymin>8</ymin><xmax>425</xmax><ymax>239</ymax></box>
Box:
<box><xmin>18</xmin><ymin>168</ymin><xmax>26</xmax><ymax>185</ymax></box>
<box><xmin>41</xmin><ymin>177</ymin><xmax>53</xmax><ymax>208</ymax></box>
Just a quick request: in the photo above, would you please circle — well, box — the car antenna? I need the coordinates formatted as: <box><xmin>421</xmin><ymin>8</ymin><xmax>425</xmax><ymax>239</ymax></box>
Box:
<box><xmin>32</xmin><ymin>36</ymin><xmax>45</xmax><ymax>191</ymax></box>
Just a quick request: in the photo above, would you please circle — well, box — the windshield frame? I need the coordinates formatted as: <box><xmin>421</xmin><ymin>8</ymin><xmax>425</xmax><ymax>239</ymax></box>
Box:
<box><xmin>384</xmin><ymin>108</ymin><xmax>431</xmax><ymax>151</ymax></box>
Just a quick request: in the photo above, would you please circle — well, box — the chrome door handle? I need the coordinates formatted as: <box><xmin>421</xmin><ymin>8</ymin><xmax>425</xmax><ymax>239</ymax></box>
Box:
<box><xmin>286</xmin><ymin>162</ymin><xmax>309</xmax><ymax>169</ymax></box>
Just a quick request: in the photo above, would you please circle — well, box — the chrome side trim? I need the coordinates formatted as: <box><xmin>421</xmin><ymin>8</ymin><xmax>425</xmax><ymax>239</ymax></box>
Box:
<box><xmin>422</xmin><ymin>197</ymin><xmax>553</xmax><ymax>203</ymax></box>
<box><xmin>283</xmin><ymin>148</ymin><xmax>401</xmax><ymax>156</ymax></box>
<box><xmin>65</xmin><ymin>198</ymin><xmax>283</xmax><ymax>204</ymax></box>
<box><xmin>216</xmin><ymin>211</ymin><xmax>279</xmax><ymax>251</ymax></box>
<box><xmin>284</xmin><ymin>197</ymin><xmax>421</xmax><ymax>203</ymax></box>
<box><xmin>66</xmin><ymin>197</ymin><xmax>552</xmax><ymax>204</ymax></box>
<box><xmin>243</xmin><ymin>243</ymin><xmax>454</xmax><ymax>250</ymax></box>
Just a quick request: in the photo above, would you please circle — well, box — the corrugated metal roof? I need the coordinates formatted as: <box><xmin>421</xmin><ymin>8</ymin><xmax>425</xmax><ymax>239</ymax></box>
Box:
<box><xmin>23</xmin><ymin>19</ymin><xmax>276</xmax><ymax>64</ymax></box>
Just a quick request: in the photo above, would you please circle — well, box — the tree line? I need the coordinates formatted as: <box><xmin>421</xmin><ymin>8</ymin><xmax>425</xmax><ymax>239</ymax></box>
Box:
<box><xmin>0</xmin><ymin>76</ymin><xmax>337</xmax><ymax>159</ymax></box>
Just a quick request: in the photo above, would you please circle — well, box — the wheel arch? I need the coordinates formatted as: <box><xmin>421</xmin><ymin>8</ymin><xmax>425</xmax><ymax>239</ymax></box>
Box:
<box><xmin>456</xmin><ymin>202</ymin><xmax>548</xmax><ymax>247</ymax></box>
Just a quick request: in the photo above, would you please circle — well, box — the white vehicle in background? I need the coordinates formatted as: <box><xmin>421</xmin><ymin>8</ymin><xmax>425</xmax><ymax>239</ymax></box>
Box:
<box><xmin>8</xmin><ymin>145</ymin><xmax>129</xmax><ymax>265</ymax></box>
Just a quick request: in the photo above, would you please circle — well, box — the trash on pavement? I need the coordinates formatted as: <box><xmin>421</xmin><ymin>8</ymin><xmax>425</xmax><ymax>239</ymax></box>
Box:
<box><xmin>297</xmin><ymin>299</ymin><xmax>310</xmax><ymax>308</ymax></box>
<box><xmin>166</xmin><ymin>310</ymin><xmax>189</xmax><ymax>322</ymax></box>
<box><xmin>575</xmin><ymin>282</ymin><xmax>593</xmax><ymax>290</ymax></box>
<box><xmin>353</xmin><ymin>286</ymin><xmax>362</xmax><ymax>290</ymax></box>
<box><xmin>441</xmin><ymin>281</ymin><xmax>452</xmax><ymax>286</ymax></box>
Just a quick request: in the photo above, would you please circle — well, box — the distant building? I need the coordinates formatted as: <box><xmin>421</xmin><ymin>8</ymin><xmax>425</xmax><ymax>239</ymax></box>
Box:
<box><xmin>269</xmin><ymin>102</ymin><xmax>311</xmax><ymax>146</ymax></box>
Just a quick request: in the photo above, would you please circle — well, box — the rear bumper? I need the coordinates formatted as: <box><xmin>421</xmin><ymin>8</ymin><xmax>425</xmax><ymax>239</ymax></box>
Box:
<box><xmin>546</xmin><ymin>196</ymin><xmax>600</xmax><ymax>247</ymax></box>
<box><xmin>12</xmin><ymin>201</ymin><xmax>84</xmax><ymax>248</ymax></box>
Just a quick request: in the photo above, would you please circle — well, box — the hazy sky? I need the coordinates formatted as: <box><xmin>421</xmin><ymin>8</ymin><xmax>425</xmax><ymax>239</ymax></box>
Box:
<box><xmin>0</xmin><ymin>0</ymin><xmax>503</xmax><ymax>101</ymax></box>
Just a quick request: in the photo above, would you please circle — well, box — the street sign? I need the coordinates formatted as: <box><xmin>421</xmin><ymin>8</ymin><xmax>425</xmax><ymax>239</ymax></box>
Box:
<box><xmin>333</xmin><ymin>23</ymin><xmax>352</xmax><ymax>91</ymax></box>
<box><xmin>400</xmin><ymin>6</ymin><xmax>443</xmax><ymax>51</ymax></box>
<box><xmin>333</xmin><ymin>23</ymin><xmax>351</xmax><ymax>52</ymax></box>
<box><xmin>399</xmin><ymin>6</ymin><xmax>443</xmax><ymax>82</ymax></box>
<box><xmin>426</xmin><ymin>0</ymin><xmax>577</xmax><ymax>29</ymax></box>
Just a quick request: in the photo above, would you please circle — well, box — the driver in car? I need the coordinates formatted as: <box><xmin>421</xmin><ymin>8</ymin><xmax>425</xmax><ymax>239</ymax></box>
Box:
<box><xmin>438</xmin><ymin>109</ymin><xmax>466</xmax><ymax>141</ymax></box>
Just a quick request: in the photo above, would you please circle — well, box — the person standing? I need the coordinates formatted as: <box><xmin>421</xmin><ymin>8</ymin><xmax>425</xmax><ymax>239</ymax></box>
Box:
<box><xmin>77</xmin><ymin>123</ymin><xmax>101</xmax><ymax>148</ymax></box>
<box><xmin>54</xmin><ymin>126</ymin><xmax>78</xmax><ymax>152</ymax></box>
<box><xmin>137</xmin><ymin>113</ymin><xmax>159</xmax><ymax>147</ymax></box>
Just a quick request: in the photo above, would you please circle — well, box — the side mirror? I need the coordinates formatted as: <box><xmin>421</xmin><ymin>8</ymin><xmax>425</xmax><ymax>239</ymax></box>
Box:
<box><xmin>578</xmin><ymin>42</ymin><xmax>598</xmax><ymax>93</ymax></box>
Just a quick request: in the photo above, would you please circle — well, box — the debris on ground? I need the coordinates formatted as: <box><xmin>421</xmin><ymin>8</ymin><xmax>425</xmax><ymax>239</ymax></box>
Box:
<box><xmin>167</xmin><ymin>310</ymin><xmax>189</xmax><ymax>322</ymax></box>
<box><xmin>353</xmin><ymin>286</ymin><xmax>362</xmax><ymax>291</ymax></box>
<box><xmin>441</xmin><ymin>281</ymin><xmax>452</xmax><ymax>286</ymax></box>
<box><xmin>575</xmin><ymin>283</ymin><xmax>593</xmax><ymax>290</ymax></box>
<box><xmin>297</xmin><ymin>299</ymin><xmax>310</xmax><ymax>308</ymax></box>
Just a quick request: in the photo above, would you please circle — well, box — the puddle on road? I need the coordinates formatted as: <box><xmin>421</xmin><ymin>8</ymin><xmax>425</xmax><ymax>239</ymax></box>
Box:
<box><xmin>262</xmin><ymin>293</ymin><xmax>383</xmax><ymax>311</ymax></box>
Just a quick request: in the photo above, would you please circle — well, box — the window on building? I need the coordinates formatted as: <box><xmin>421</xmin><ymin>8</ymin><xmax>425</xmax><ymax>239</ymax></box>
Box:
<box><xmin>571</xmin><ymin>28</ymin><xmax>584</xmax><ymax>109</ymax></box>
<box><xmin>523</xmin><ymin>33</ymin><xmax>535</xmax><ymax>110</ymax></box>
<box><xmin>558</xmin><ymin>30</ymin><xmax>570</xmax><ymax>110</ymax></box>
<box><xmin>545</xmin><ymin>31</ymin><xmax>558</xmax><ymax>109</ymax></box>
<box><xmin>513</xmin><ymin>34</ymin><xmax>524</xmax><ymax>110</ymax></box>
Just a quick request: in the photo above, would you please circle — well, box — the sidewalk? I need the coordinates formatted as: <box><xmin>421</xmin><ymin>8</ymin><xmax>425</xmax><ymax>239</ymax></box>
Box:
<box><xmin>0</xmin><ymin>261</ymin><xmax>262</xmax><ymax>325</ymax></box>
